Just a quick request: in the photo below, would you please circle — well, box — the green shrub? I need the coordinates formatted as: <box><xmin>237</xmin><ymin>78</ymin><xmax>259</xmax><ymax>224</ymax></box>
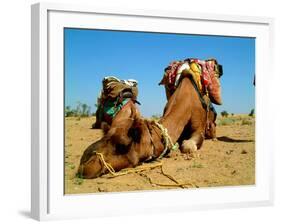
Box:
<box><xmin>73</xmin><ymin>177</ymin><xmax>84</xmax><ymax>185</ymax></box>
<box><xmin>221</xmin><ymin>110</ymin><xmax>229</xmax><ymax>117</ymax></box>
<box><xmin>249</xmin><ymin>109</ymin><xmax>255</xmax><ymax>117</ymax></box>
<box><xmin>191</xmin><ymin>162</ymin><xmax>204</xmax><ymax>168</ymax></box>
<box><xmin>65</xmin><ymin>102</ymin><xmax>91</xmax><ymax>117</ymax></box>
<box><xmin>217</xmin><ymin>117</ymin><xmax>236</xmax><ymax>126</ymax></box>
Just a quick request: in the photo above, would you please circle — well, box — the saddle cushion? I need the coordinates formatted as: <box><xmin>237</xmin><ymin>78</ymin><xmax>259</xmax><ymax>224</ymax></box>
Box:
<box><xmin>103</xmin><ymin>78</ymin><xmax>138</xmax><ymax>100</ymax></box>
<box><xmin>161</xmin><ymin>58</ymin><xmax>222</xmax><ymax>105</ymax></box>
<box><xmin>189</xmin><ymin>59</ymin><xmax>222</xmax><ymax>105</ymax></box>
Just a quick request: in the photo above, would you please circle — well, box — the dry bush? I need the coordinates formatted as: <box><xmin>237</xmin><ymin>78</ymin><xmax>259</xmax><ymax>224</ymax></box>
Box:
<box><xmin>241</xmin><ymin>118</ymin><xmax>253</xmax><ymax>125</ymax></box>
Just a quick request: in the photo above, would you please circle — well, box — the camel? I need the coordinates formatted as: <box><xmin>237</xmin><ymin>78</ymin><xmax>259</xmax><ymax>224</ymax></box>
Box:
<box><xmin>77</xmin><ymin>59</ymin><xmax>223</xmax><ymax>178</ymax></box>
<box><xmin>159</xmin><ymin>67</ymin><xmax>218</xmax><ymax>140</ymax></box>
<box><xmin>78</xmin><ymin>99</ymin><xmax>155</xmax><ymax>178</ymax></box>
<box><xmin>78</xmin><ymin>75</ymin><xmax>218</xmax><ymax>178</ymax></box>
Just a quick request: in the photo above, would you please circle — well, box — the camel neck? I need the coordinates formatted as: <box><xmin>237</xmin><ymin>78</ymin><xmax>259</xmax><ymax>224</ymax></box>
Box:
<box><xmin>159</xmin><ymin>113</ymin><xmax>187</xmax><ymax>144</ymax></box>
<box><xmin>159</xmin><ymin>78</ymin><xmax>193</xmax><ymax>143</ymax></box>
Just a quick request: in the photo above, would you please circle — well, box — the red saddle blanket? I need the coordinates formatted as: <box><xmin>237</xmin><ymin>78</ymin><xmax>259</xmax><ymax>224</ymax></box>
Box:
<box><xmin>163</xmin><ymin>58</ymin><xmax>222</xmax><ymax>105</ymax></box>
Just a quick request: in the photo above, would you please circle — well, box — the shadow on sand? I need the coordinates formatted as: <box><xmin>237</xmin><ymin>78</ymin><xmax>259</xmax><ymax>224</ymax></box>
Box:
<box><xmin>217</xmin><ymin>136</ymin><xmax>254</xmax><ymax>143</ymax></box>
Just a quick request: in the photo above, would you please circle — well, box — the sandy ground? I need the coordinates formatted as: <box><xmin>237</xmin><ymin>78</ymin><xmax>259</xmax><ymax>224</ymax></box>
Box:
<box><xmin>64</xmin><ymin>115</ymin><xmax>255</xmax><ymax>194</ymax></box>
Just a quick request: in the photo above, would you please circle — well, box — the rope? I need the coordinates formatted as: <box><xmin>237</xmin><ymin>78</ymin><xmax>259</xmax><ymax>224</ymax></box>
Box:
<box><xmin>95</xmin><ymin>118</ymin><xmax>180</xmax><ymax>177</ymax></box>
<box><xmin>96</xmin><ymin>152</ymin><xmax>117</xmax><ymax>176</ymax></box>
<box><xmin>161</xmin><ymin>165</ymin><xmax>181</xmax><ymax>185</ymax></box>
<box><xmin>95</xmin><ymin>120</ymin><xmax>196</xmax><ymax>187</ymax></box>
<box><xmin>140</xmin><ymin>173</ymin><xmax>197</xmax><ymax>188</ymax></box>
<box><xmin>96</xmin><ymin>152</ymin><xmax>198</xmax><ymax>188</ymax></box>
<box><xmin>97</xmin><ymin>119</ymin><xmax>179</xmax><ymax>177</ymax></box>
<box><xmin>152</xmin><ymin>121</ymin><xmax>179</xmax><ymax>159</ymax></box>
<box><xmin>139</xmin><ymin>163</ymin><xmax>197</xmax><ymax>188</ymax></box>
<box><xmin>96</xmin><ymin>152</ymin><xmax>162</xmax><ymax>177</ymax></box>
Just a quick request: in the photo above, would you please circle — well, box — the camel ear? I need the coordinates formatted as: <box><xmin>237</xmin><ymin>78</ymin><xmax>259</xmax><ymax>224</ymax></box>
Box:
<box><xmin>101</xmin><ymin>122</ymin><xmax>110</xmax><ymax>134</ymax></box>
<box><xmin>158</xmin><ymin>75</ymin><xmax>167</xmax><ymax>86</ymax></box>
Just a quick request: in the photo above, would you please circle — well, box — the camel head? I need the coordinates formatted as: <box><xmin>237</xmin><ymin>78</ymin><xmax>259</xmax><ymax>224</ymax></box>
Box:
<box><xmin>77</xmin><ymin>108</ymin><xmax>149</xmax><ymax>178</ymax></box>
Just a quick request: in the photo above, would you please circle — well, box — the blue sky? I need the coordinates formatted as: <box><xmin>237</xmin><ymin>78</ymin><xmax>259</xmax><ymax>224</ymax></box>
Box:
<box><xmin>65</xmin><ymin>28</ymin><xmax>255</xmax><ymax>117</ymax></box>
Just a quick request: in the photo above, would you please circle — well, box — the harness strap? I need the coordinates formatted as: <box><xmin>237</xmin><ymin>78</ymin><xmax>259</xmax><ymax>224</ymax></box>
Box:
<box><xmin>101</xmin><ymin>98</ymin><xmax>132</xmax><ymax>124</ymax></box>
<box><xmin>189</xmin><ymin>76</ymin><xmax>217</xmax><ymax>133</ymax></box>
<box><xmin>206</xmin><ymin>109</ymin><xmax>210</xmax><ymax>131</ymax></box>
<box><xmin>189</xmin><ymin>77</ymin><xmax>208</xmax><ymax>110</ymax></box>
<box><xmin>152</xmin><ymin>121</ymin><xmax>179</xmax><ymax>159</ymax></box>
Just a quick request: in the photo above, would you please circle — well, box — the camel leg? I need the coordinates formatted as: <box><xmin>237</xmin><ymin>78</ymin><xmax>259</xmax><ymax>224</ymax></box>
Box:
<box><xmin>180</xmin><ymin>107</ymin><xmax>207</xmax><ymax>157</ymax></box>
<box><xmin>181</xmin><ymin>131</ymin><xmax>204</xmax><ymax>157</ymax></box>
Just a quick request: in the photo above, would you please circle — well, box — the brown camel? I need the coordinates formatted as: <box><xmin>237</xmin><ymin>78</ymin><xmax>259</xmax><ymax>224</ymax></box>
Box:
<box><xmin>159</xmin><ymin>79</ymin><xmax>218</xmax><ymax>141</ymax></box>
<box><xmin>159</xmin><ymin>58</ymin><xmax>221</xmax><ymax>140</ymax></box>
<box><xmin>77</xmin><ymin>74</ymin><xmax>217</xmax><ymax>178</ymax></box>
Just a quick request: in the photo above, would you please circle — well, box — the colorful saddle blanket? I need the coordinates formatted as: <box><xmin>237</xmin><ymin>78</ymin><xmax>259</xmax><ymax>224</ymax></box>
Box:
<box><xmin>162</xmin><ymin>58</ymin><xmax>223</xmax><ymax>105</ymax></box>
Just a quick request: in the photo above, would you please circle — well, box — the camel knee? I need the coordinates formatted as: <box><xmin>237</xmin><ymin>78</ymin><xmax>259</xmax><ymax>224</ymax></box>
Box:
<box><xmin>181</xmin><ymin>139</ymin><xmax>197</xmax><ymax>154</ymax></box>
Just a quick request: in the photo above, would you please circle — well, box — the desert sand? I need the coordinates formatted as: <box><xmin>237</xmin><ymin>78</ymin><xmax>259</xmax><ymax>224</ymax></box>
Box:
<box><xmin>64</xmin><ymin>115</ymin><xmax>255</xmax><ymax>194</ymax></box>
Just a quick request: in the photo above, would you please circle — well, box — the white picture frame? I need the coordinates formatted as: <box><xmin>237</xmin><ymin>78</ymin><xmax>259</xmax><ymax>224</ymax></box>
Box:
<box><xmin>31</xmin><ymin>2</ymin><xmax>274</xmax><ymax>221</ymax></box>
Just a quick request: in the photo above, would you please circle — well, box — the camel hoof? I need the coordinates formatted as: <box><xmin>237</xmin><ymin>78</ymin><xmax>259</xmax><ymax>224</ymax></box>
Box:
<box><xmin>212</xmin><ymin>138</ymin><xmax>218</xmax><ymax>141</ymax></box>
<box><xmin>181</xmin><ymin>140</ymin><xmax>197</xmax><ymax>154</ymax></box>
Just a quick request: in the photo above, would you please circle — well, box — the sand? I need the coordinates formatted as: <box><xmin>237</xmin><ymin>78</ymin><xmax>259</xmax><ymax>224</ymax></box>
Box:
<box><xmin>64</xmin><ymin>115</ymin><xmax>255</xmax><ymax>194</ymax></box>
